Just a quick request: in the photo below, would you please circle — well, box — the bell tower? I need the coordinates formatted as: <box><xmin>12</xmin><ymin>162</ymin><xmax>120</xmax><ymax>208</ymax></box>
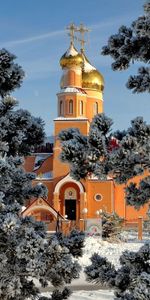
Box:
<box><xmin>53</xmin><ymin>24</ymin><xmax>90</xmax><ymax>182</ymax></box>
<box><xmin>58</xmin><ymin>41</ymin><xmax>87</xmax><ymax>119</ymax></box>
<box><xmin>53</xmin><ymin>23</ymin><xmax>104</xmax><ymax>182</ymax></box>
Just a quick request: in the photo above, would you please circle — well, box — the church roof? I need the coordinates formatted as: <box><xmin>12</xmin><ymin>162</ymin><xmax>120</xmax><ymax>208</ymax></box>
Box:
<box><xmin>60</xmin><ymin>42</ymin><xmax>83</xmax><ymax>68</ymax></box>
<box><xmin>59</xmin><ymin>86</ymin><xmax>87</xmax><ymax>94</ymax></box>
<box><xmin>22</xmin><ymin>197</ymin><xmax>64</xmax><ymax>219</ymax></box>
<box><xmin>24</xmin><ymin>154</ymin><xmax>53</xmax><ymax>179</ymax></box>
<box><xmin>82</xmin><ymin>52</ymin><xmax>104</xmax><ymax>92</ymax></box>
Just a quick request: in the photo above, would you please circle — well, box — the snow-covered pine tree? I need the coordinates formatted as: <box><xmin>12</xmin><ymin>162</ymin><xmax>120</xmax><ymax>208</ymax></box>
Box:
<box><xmin>126</xmin><ymin>176</ymin><xmax>150</xmax><ymax>209</ymax></box>
<box><xmin>85</xmin><ymin>243</ymin><xmax>150</xmax><ymax>300</ymax></box>
<box><xmin>59</xmin><ymin>127</ymin><xmax>89</xmax><ymax>181</ymax></box>
<box><xmin>55</xmin><ymin>229</ymin><xmax>85</xmax><ymax>257</ymax></box>
<box><xmin>0</xmin><ymin>49</ymin><xmax>83</xmax><ymax>300</ymax></box>
<box><xmin>101</xmin><ymin>0</ymin><xmax>150</xmax><ymax>93</ymax></box>
<box><xmin>59</xmin><ymin>113</ymin><xmax>150</xmax><ymax>299</ymax></box>
<box><xmin>0</xmin><ymin>48</ymin><xmax>25</xmax><ymax>98</ymax></box>
<box><xmin>100</xmin><ymin>210</ymin><xmax>123</xmax><ymax>241</ymax></box>
<box><xmin>59</xmin><ymin>114</ymin><xmax>113</xmax><ymax>181</ymax></box>
<box><xmin>59</xmin><ymin>113</ymin><xmax>150</xmax><ymax>209</ymax></box>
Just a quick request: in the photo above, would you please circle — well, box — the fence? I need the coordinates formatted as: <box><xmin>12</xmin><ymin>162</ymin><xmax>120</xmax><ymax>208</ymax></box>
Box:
<box><xmin>44</xmin><ymin>219</ymin><xmax>81</xmax><ymax>233</ymax></box>
<box><xmin>124</xmin><ymin>217</ymin><xmax>150</xmax><ymax>241</ymax></box>
<box><xmin>44</xmin><ymin>217</ymin><xmax>149</xmax><ymax>241</ymax></box>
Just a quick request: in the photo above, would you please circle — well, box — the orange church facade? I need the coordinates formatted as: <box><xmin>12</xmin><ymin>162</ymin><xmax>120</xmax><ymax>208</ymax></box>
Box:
<box><xmin>23</xmin><ymin>38</ymin><xmax>149</xmax><ymax>229</ymax></box>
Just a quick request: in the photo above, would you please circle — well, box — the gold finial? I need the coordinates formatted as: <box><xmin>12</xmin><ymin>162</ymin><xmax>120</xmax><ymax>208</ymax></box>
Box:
<box><xmin>66</xmin><ymin>23</ymin><xmax>78</xmax><ymax>44</ymax></box>
<box><xmin>77</xmin><ymin>23</ymin><xmax>90</xmax><ymax>51</ymax></box>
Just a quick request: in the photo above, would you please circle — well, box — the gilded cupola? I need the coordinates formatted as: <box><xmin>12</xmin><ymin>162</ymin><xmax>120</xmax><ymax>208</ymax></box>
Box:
<box><xmin>60</xmin><ymin>42</ymin><xmax>83</xmax><ymax>68</ymax></box>
<box><xmin>82</xmin><ymin>52</ymin><xmax>104</xmax><ymax>92</ymax></box>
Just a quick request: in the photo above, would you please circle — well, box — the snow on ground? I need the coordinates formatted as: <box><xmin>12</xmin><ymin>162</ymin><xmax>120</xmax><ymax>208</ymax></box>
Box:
<box><xmin>79</xmin><ymin>236</ymin><xmax>143</xmax><ymax>269</ymax></box>
<box><xmin>31</xmin><ymin>235</ymin><xmax>147</xmax><ymax>299</ymax></box>
<box><xmin>67</xmin><ymin>290</ymin><xmax>114</xmax><ymax>300</ymax></box>
<box><xmin>41</xmin><ymin>289</ymin><xmax>114</xmax><ymax>300</ymax></box>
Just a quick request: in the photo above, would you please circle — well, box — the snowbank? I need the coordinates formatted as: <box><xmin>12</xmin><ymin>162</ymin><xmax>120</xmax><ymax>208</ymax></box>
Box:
<box><xmin>79</xmin><ymin>236</ymin><xmax>143</xmax><ymax>269</ymax></box>
<box><xmin>31</xmin><ymin>236</ymin><xmax>145</xmax><ymax>299</ymax></box>
<box><xmin>41</xmin><ymin>290</ymin><xmax>114</xmax><ymax>300</ymax></box>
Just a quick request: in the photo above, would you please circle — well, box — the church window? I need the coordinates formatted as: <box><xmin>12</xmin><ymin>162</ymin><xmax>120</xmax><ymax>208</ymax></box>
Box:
<box><xmin>80</xmin><ymin>100</ymin><xmax>83</xmax><ymax>115</ymax></box>
<box><xmin>94</xmin><ymin>102</ymin><xmax>98</xmax><ymax>115</ymax></box>
<box><xmin>69</xmin><ymin>99</ymin><xmax>73</xmax><ymax>114</ymax></box>
<box><xmin>60</xmin><ymin>100</ymin><xmax>64</xmax><ymax>116</ymax></box>
<box><xmin>94</xmin><ymin>193</ymin><xmax>103</xmax><ymax>201</ymax></box>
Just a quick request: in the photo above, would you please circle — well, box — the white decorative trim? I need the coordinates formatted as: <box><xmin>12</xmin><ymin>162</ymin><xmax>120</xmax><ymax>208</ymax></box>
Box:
<box><xmin>57</xmin><ymin>91</ymin><xmax>87</xmax><ymax>97</ymax></box>
<box><xmin>23</xmin><ymin>205</ymin><xmax>58</xmax><ymax>218</ymax></box>
<box><xmin>54</xmin><ymin>117</ymin><xmax>88</xmax><ymax>121</ymax></box>
<box><xmin>58</xmin><ymin>84</ymin><xmax>83</xmax><ymax>89</ymax></box>
<box><xmin>54</xmin><ymin>174</ymin><xmax>84</xmax><ymax>194</ymax></box>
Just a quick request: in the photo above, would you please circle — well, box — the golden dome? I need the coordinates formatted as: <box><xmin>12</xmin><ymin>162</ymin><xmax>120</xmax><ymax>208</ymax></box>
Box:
<box><xmin>60</xmin><ymin>42</ymin><xmax>83</xmax><ymax>68</ymax></box>
<box><xmin>82</xmin><ymin>53</ymin><xmax>104</xmax><ymax>91</ymax></box>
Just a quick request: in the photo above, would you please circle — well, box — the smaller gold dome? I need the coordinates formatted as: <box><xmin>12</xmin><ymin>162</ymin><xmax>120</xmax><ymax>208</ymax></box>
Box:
<box><xmin>82</xmin><ymin>53</ymin><xmax>104</xmax><ymax>92</ymax></box>
<box><xmin>60</xmin><ymin>42</ymin><xmax>83</xmax><ymax>68</ymax></box>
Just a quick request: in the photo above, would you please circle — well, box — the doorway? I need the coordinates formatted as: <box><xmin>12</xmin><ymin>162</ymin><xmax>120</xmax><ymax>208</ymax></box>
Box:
<box><xmin>65</xmin><ymin>199</ymin><xmax>76</xmax><ymax>220</ymax></box>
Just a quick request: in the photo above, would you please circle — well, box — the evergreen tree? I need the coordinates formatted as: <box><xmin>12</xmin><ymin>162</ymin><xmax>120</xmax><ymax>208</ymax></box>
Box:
<box><xmin>0</xmin><ymin>49</ymin><xmax>83</xmax><ymax>300</ymax></box>
<box><xmin>100</xmin><ymin>211</ymin><xmax>123</xmax><ymax>241</ymax></box>
<box><xmin>126</xmin><ymin>176</ymin><xmax>150</xmax><ymax>209</ymax></box>
<box><xmin>55</xmin><ymin>229</ymin><xmax>85</xmax><ymax>257</ymax></box>
<box><xmin>59</xmin><ymin>114</ymin><xmax>113</xmax><ymax>181</ymax></box>
<box><xmin>59</xmin><ymin>113</ymin><xmax>150</xmax><ymax>299</ymax></box>
<box><xmin>59</xmin><ymin>113</ymin><xmax>150</xmax><ymax>208</ymax></box>
<box><xmin>101</xmin><ymin>1</ymin><xmax>150</xmax><ymax>93</ymax></box>
<box><xmin>0</xmin><ymin>49</ymin><xmax>24</xmax><ymax>98</ymax></box>
<box><xmin>85</xmin><ymin>243</ymin><xmax>150</xmax><ymax>300</ymax></box>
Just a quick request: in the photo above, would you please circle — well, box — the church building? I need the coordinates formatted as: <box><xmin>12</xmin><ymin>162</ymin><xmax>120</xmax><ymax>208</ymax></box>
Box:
<box><xmin>23</xmin><ymin>24</ymin><xmax>149</xmax><ymax>230</ymax></box>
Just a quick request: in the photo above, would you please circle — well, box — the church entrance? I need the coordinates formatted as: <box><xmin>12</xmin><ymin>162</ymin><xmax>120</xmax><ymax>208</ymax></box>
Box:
<box><xmin>57</xmin><ymin>180</ymin><xmax>84</xmax><ymax>222</ymax></box>
<box><xmin>64</xmin><ymin>187</ymin><xmax>77</xmax><ymax>220</ymax></box>
<box><xmin>65</xmin><ymin>199</ymin><xmax>76</xmax><ymax>220</ymax></box>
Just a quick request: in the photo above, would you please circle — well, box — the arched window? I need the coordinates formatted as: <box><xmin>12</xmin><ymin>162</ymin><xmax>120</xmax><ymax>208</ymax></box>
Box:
<box><xmin>60</xmin><ymin>100</ymin><xmax>63</xmax><ymax>116</ymax></box>
<box><xmin>94</xmin><ymin>102</ymin><xmax>98</xmax><ymax>115</ymax></box>
<box><xmin>80</xmin><ymin>100</ymin><xmax>83</xmax><ymax>115</ymax></box>
<box><xmin>69</xmin><ymin>99</ymin><xmax>73</xmax><ymax>114</ymax></box>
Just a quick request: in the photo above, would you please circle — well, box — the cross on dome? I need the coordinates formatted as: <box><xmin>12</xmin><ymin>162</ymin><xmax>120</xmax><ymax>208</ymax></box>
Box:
<box><xmin>66</xmin><ymin>23</ymin><xmax>90</xmax><ymax>51</ymax></box>
<box><xmin>77</xmin><ymin>23</ymin><xmax>90</xmax><ymax>51</ymax></box>
<box><xmin>66</xmin><ymin>23</ymin><xmax>78</xmax><ymax>44</ymax></box>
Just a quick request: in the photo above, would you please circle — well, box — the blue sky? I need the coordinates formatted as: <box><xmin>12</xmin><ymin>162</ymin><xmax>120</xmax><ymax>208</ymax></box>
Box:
<box><xmin>0</xmin><ymin>0</ymin><xmax>149</xmax><ymax>136</ymax></box>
